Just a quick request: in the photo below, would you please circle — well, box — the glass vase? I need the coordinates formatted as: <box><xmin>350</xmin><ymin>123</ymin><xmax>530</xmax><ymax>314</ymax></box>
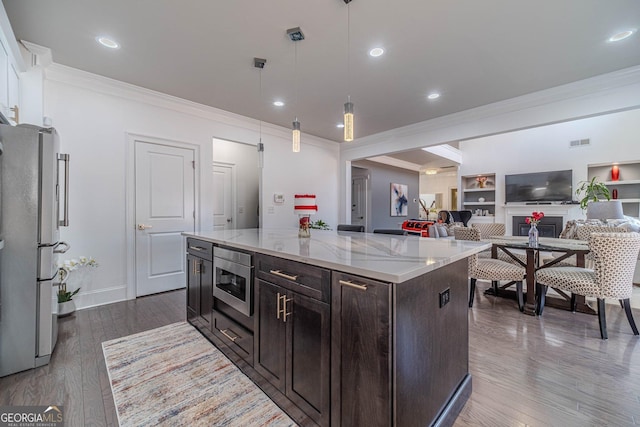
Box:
<box><xmin>528</xmin><ymin>223</ymin><xmax>539</xmax><ymax>248</ymax></box>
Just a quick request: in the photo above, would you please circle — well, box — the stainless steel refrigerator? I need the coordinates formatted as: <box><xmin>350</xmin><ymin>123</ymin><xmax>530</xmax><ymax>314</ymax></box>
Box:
<box><xmin>0</xmin><ymin>124</ymin><xmax>70</xmax><ymax>377</ymax></box>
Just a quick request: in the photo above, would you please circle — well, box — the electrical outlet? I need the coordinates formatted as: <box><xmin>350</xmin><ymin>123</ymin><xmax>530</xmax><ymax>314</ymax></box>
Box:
<box><xmin>439</xmin><ymin>288</ymin><xmax>450</xmax><ymax>308</ymax></box>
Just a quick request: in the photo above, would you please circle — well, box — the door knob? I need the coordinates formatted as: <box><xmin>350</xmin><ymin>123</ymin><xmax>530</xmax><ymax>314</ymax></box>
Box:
<box><xmin>137</xmin><ymin>224</ymin><xmax>153</xmax><ymax>230</ymax></box>
<box><xmin>227</xmin><ymin>218</ymin><xmax>232</xmax><ymax>223</ymax></box>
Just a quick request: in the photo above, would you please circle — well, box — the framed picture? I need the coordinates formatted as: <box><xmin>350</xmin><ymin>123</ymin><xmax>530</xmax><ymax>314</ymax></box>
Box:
<box><xmin>390</xmin><ymin>183</ymin><xmax>408</xmax><ymax>216</ymax></box>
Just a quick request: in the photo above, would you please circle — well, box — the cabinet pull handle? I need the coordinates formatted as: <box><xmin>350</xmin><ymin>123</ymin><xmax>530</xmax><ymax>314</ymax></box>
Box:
<box><xmin>276</xmin><ymin>292</ymin><xmax>282</xmax><ymax>319</ymax></box>
<box><xmin>270</xmin><ymin>270</ymin><xmax>298</xmax><ymax>281</ymax></box>
<box><xmin>282</xmin><ymin>296</ymin><xmax>292</xmax><ymax>323</ymax></box>
<box><xmin>339</xmin><ymin>280</ymin><xmax>368</xmax><ymax>291</ymax></box>
<box><xmin>193</xmin><ymin>259</ymin><xmax>201</xmax><ymax>274</ymax></box>
<box><xmin>189</xmin><ymin>246</ymin><xmax>206</xmax><ymax>251</ymax></box>
<box><xmin>220</xmin><ymin>329</ymin><xmax>238</xmax><ymax>342</ymax></box>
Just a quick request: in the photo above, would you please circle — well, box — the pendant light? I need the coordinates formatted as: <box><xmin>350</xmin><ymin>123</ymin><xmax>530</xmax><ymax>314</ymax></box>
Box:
<box><xmin>343</xmin><ymin>0</ymin><xmax>354</xmax><ymax>142</ymax></box>
<box><xmin>254</xmin><ymin>57</ymin><xmax>266</xmax><ymax>167</ymax></box>
<box><xmin>287</xmin><ymin>27</ymin><xmax>305</xmax><ymax>153</ymax></box>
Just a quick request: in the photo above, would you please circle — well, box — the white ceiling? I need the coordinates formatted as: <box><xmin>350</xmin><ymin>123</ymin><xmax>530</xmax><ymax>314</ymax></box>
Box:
<box><xmin>3</xmin><ymin>1</ymin><xmax>640</xmax><ymax>143</ymax></box>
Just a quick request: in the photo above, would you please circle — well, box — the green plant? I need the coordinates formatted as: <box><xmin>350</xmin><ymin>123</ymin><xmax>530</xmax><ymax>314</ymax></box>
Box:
<box><xmin>575</xmin><ymin>176</ymin><xmax>611</xmax><ymax>210</ymax></box>
<box><xmin>309</xmin><ymin>219</ymin><xmax>330</xmax><ymax>230</ymax></box>
<box><xmin>57</xmin><ymin>283</ymin><xmax>80</xmax><ymax>303</ymax></box>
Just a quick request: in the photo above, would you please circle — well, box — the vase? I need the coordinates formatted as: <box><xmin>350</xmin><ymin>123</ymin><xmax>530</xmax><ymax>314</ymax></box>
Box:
<box><xmin>298</xmin><ymin>215</ymin><xmax>311</xmax><ymax>238</ymax></box>
<box><xmin>58</xmin><ymin>300</ymin><xmax>76</xmax><ymax>317</ymax></box>
<box><xmin>611</xmin><ymin>165</ymin><xmax>620</xmax><ymax>181</ymax></box>
<box><xmin>528</xmin><ymin>224</ymin><xmax>539</xmax><ymax>248</ymax></box>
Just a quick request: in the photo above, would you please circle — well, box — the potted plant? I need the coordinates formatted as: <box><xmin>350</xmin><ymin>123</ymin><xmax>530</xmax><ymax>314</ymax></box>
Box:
<box><xmin>575</xmin><ymin>176</ymin><xmax>611</xmax><ymax>210</ymax></box>
<box><xmin>56</xmin><ymin>256</ymin><xmax>98</xmax><ymax>317</ymax></box>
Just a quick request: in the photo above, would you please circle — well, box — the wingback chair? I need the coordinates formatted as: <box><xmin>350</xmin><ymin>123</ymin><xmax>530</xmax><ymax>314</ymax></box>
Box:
<box><xmin>536</xmin><ymin>232</ymin><xmax>640</xmax><ymax>339</ymax></box>
<box><xmin>454</xmin><ymin>227</ymin><xmax>526</xmax><ymax>309</ymax></box>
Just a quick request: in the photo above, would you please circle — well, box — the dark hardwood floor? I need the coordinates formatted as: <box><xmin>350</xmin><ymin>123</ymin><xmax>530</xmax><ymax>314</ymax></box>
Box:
<box><xmin>0</xmin><ymin>290</ymin><xmax>184</xmax><ymax>427</ymax></box>
<box><xmin>2</xmin><ymin>284</ymin><xmax>640</xmax><ymax>426</ymax></box>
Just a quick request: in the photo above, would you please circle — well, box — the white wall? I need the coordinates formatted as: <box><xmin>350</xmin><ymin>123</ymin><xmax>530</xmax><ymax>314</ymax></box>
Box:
<box><xmin>43</xmin><ymin>64</ymin><xmax>339</xmax><ymax>309</ymax></box>
<box><xmin>459</xmin><ymin>108</ymin><xmax>640</xmax><ymax>224</ymax></box>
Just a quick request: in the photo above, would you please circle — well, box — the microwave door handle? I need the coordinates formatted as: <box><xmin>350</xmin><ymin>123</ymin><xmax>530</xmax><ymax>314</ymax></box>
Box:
<box><xmin>58</xmin><ymin>153</ymin><xmax>70</xmax><ymax>227</ymax></box>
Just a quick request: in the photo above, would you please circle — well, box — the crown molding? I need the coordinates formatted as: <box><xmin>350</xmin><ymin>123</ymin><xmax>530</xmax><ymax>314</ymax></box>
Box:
<box><xmin>343</xmin><ymin>65</ymin><xmax>640</xmax><ymax>158</ymax></box>
<box><xmin>365</xmin><ymin>156</ymin><xmax>422</xmax><ymax>172</ymax></box>
<box><xmin>44</xmin><ymin>63</ymin><xmax>339</xmax><ymax>151</ymax></box>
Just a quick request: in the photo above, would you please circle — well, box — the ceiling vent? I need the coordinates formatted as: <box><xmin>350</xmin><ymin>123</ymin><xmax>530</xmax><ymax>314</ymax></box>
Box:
<box><xmin>569</xmin><ymin>138</ymin><xmax>590</xmax><ymax>148</ymax></box>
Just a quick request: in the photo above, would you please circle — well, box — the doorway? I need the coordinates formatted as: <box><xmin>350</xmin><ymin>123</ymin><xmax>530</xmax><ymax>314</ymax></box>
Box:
<box><xmin>351</xmin><ymin>167</ymin><xmax>369</xmax><ymax>231</ymax></box>
<box><xmin>212</xmin><ymin>138</ymin><xmax>260</xmax><ymax>230</ymax></box>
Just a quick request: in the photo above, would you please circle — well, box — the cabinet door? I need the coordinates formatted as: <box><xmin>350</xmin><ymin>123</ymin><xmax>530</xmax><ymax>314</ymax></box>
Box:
<box><xmin>199</xmin><ymin>259</ymin><xmax>212</xmax><ymax>325</ymax></box>
<box><xmin>186</xmin><ymin>254</ymin><xmax>199</xmax><ymax>320</ymax></box>
<box><xmin>254</xmin><ymin>279</ymin><xmax>286</xmax><ymax>391</ymax></box>
<box><xmin>286</xmin><ymin>292</ymin><xmax>330</xmax><ymax>427</ymax></box>
<box><xmin>332</xmin><ymin>273</ymin><xmax>392</xmax><ymax>427</ymax></box>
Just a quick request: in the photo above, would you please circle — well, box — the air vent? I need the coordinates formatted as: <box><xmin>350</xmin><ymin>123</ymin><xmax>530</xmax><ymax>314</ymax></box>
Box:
<box><xmin>569</xmin><ymin>138</ymin><xmax>590</xmax><ymax>148</ymax></box>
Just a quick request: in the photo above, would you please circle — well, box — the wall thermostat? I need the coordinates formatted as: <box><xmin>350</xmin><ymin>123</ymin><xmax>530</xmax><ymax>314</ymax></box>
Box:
<box><xmin>273</xmin><ymin>193</ymin><xmax>285</xmax><ymax>204</ymax></box>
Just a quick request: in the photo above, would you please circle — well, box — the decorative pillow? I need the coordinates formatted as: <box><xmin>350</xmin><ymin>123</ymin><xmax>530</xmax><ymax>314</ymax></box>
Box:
<box><xmin>436</xmin><ymin>224</ymin><xmax>449</xmax><ymax>237</ymax></box>
<box><xmin>559</xmin><ymin>217</ymin><xmax>640</xmax><ymax>240</ymax></box>
<box><xmin>446</xmin><ymin>222</ymin><xmax>464</xmax><ymax>235</ymax></box>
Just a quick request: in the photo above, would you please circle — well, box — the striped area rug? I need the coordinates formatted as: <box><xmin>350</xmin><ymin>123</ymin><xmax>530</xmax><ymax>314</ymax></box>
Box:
<box><xmin>102</xmin><ymin>322</ymin><xmax>296</xmax><ymax>426</ymax></box>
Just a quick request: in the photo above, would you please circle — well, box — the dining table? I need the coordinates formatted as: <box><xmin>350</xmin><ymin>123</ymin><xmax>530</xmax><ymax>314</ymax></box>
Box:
<box><xmin>484</xmin><ymin>236</ymin><xmax>592</xmax><ymax>316</ymax></box>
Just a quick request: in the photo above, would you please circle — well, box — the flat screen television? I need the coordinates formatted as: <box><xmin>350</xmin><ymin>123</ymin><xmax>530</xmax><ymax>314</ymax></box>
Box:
<box><xmin>505</xmin><ymin>170</ymin><xmax>573</xmax><ymax>203</ymax></box>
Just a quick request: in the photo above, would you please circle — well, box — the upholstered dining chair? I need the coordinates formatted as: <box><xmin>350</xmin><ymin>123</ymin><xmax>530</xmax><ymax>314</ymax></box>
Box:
<box><xmin>454</xmin><ymin>227</ymin><xmax>526</xmax><ymax>309</ymax></box>
<box><xmin>535</xmin><ymin>232</ymin><xmax>640</xmax><ymax>339</ymax></box>
<box><xmin>546</xmin><ymin>225</ymin><xmax>627</xmax><ymax>268</ymax></box>
<box><xmin>472</xmin><ymin>223</ymin><xmax>529</xmax><ymax>265</ymax></box>
<box><xmin>337</xmin><ymin>224</ymin><xmax>365</xmax><ymax>232</ymax></box>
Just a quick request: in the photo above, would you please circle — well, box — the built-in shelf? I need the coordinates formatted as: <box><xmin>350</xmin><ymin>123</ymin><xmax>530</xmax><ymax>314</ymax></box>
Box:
<box><xmin>587</xmin><ymin>161</ymin><xmax>640</xmax><ymax>218</ymax></box>
<box><xmin>461</xmin><ymin>173</ymin><xmax>496</xmax><ymax>216</ymax></box>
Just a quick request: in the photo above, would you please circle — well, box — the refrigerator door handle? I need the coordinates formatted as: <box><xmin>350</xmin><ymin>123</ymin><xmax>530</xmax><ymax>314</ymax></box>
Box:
<box><xmin>57</xmin><ymin>153</ymin><xmax>70</xmax><ymax>227</ymax></box>
<box><xmin>53</xmin><ymin>241</ymin><xmax>70</xmax><ymax>254</ymax></box>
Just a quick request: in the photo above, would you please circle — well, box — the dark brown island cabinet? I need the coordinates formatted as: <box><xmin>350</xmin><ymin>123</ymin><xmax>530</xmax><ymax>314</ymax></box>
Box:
<box><xmin>185</xmin><ymin>237</ymin><xmax>213</xmax><ymax>328</ymax></box>
<box><xmin>185</xmin><ymin>235</ymin><xmax>472</xmax><ymax>427</ymax></box>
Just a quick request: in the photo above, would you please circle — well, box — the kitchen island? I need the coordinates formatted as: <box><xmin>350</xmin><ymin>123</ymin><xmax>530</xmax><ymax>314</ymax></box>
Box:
<box><xmin>183</xmin><ymin>228</ymin><xmax>489</xmax><ymax>427</ymax></box>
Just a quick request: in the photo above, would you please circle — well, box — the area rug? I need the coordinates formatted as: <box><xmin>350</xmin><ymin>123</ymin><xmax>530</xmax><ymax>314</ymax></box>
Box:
<box><xmin>102</xmin><ymin>322</ymin><xmax>296</xmax><ymax>426</ymax></box>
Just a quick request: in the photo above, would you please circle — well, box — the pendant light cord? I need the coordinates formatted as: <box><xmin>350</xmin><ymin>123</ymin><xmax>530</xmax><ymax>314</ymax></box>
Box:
<box><xmin>295</xmin><ymin>40</ymin><xmax>299</xmax><ymax>122</ymax></box>
<box><xmin>259</xmin><ymin>67</ymin><xmax>263</xmax><ymax>143</ymax></box>
<box><xmin>347</xmin><ymin>3</ymin><xmax>351</xmax><ymax>100</ymax></box>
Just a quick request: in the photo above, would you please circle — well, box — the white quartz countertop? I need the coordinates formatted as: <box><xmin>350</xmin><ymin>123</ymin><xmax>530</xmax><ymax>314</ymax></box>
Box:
<box><xmin>183</xmin><ymin>228</ymin><xmax>490</xmax><ymax>283</ymax></box>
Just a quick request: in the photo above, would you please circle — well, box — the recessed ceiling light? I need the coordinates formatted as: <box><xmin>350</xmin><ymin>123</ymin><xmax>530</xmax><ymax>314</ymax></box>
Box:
<box><xmin>427</xmin><ymin>93</ymin><xmax>440</xmax><ymax>100</ymax></box>
<box><xmin>336</xmin><ymin>123</ymin><xmax>345</xmax><ymax>128</ymax></box>
<box><xmin>608</xmin><ymin>30</ymin><xmax>635</xmax><ymax>42</ymax></box>
<box><xmin>273</xmin><ymin>101</ymin><xmax>284</xmax><ymax>107</ymax></box>
<box><xmin>369</xmin><ymin>47</ymin><xmax>384</xmax><ymax>57</ymax></box>
<box><xmin>96</xmin><ymin>36</ymin><xmax>119</xmax><ymax>49</ymax></box>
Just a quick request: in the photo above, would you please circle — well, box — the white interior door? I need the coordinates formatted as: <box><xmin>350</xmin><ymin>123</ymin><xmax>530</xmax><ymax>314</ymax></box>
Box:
<box><xmin>135</xmin><ymin>141</ymin><xmax>195</xmax><ymax>297</ymax></box>
<box><xmin>213</xmin><ymin>164</ymin><xmax>233</xmax><ymax>230</ymax></box>
<box><xmin>351</xmin><ymin>176</ymin><xmax>367</xmax><ymax>228</ymax></box>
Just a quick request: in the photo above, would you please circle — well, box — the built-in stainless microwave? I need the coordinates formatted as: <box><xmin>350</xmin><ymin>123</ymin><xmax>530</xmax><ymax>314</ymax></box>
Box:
<box><xmin>213</xmin><ymin>247</ymin><xmax>253</xmax><ymax>317</ymax></box>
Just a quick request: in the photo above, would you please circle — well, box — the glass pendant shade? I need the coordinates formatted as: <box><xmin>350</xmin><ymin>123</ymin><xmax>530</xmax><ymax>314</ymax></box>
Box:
<box><xmin>343</xmin><ymin>101</ymin><xmax>354</xmax><ymax>142</ymax></box>
<box><xmin>292</xmin><ymin>120</ymin><xmax>301</xmax><ymax>153</ymax></box>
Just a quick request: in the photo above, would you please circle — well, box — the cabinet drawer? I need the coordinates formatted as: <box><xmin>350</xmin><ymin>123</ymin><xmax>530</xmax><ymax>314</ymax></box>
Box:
<box><xmin>256</xmin><ymin>254</ymin><xmax>331</xmax><ymax>303</ymax></box>
<box><xmin>187</xmin><ymin>238</ymin><xmax>213</xmax><ymax>261</ymax></box>
<box><xmin>212</xmin><ymin>311</ymin><xmax>254</xmax><ymax>364</ymax></box>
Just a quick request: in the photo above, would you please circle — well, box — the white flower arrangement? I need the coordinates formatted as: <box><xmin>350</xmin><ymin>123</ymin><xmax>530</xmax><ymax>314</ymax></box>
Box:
<box><xmin>56</xmin><ymin>256</ymin><xmax>99</xmax><ymax>303</ymax></box>
<box><xmin>58</xmin><ymin>256</ymin><xmax>99</xmax><ymax>277</ymax></box>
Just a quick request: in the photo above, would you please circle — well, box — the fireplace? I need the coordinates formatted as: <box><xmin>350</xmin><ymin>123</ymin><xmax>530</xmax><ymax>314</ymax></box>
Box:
<box><xmin>512</xmin><ymin>216</ymin><xmax>563</xmax><ymax>238</ymax></box>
